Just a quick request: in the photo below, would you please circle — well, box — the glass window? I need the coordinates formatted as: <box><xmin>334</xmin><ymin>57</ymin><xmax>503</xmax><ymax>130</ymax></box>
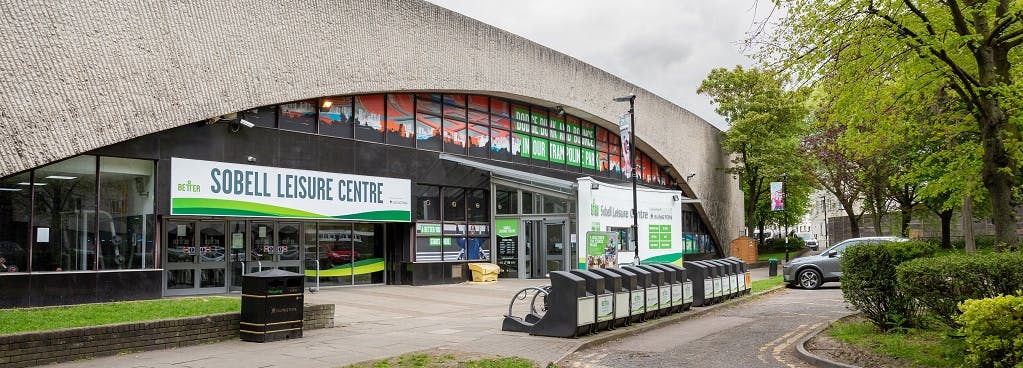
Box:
<box><xmin>468</xmin><ymin>95</ymin><xmax>489</xmax><ymax>113</ymax></box>
<box><xmin>354</xmin><ymin>95</ymin><xmax>385</xmax><ymax>142</ymax></box>
<box><xmin>0</xmin><ymin>172</ymin><xmax>31</xmax><ymax>273</ymax></box>
<box><xmin>319</xmin><ymin>222</ymin><xmax>353</xmax><ymax>285</ymax></box>
<box><xmin>490</xmin><ymin>128</ymin><xmax>512</xmax><ymax>161</ymax></box>
<box><xmin>319</xmin><ymin>96</ymin><xmax>353</xmax><ymax>138</ymax></box>
<box><xmin>511</xmin><ymin>105</ymin><xmax>530</xmax><ymax>133</ymax></box>
<box><xmin>414</xmin><ymin>222</ymin><xmax>443</xmax><ymax>262</ymax></box>
<box><xmin>240</xmin><ymin>106</ymin><xmax>277</xmax><ymax>128</ymax></box>
<box><xmin>468</xmin><ymin>123</ymin><xmax>489</xmax><ymax>159</ymax></box>
<box><xmin>495</xmin><ymin>188</ymin><xmax>517</xmax><ymax>215</ymax></box>
<box><xmin>443</xmin><ymin>94</ymin><xmax>467</xmax><ymax>119</ymax></box>
<box><xmin>416</xmin><ymin>94</ymin><xmax>442</xmax><ymax>115</ymax></box>
<box><xmin>353</xmin><ymin>223</ymin><xmax>383</xmax><ymax>285</ymax></box>
<box><xmin>385</xmin><ymin>94</ymin><xmax>415</xmax><ymax>147</ymax></box>
<box><xmin>32</xmin><ymin>155</ymin><xmax>97</xmax><ymax>272</ymax></box>
<box><xmin>442</xmin><ymin>117</ymin><xmax>467</xmax><ymax>154</ymax></box>
<box><xmin>467</xmin><ymin>189</ymin><xmax>488</xmax><ymax>222</ymax></box>
<box><xmin>491</xmin><ymin>98</ymin><xmax>510</xmax><ymax>121</ymax></box>
<box><xmin>98</xmin><ymin>157</ymin><xmax>155</xmax><ymax>270</ymax></box>
<box><xmin>521</xmin><ymin>191</ymin><xmax>533</xmax><ymax>214</ymax></box>
<box><xmin>415</xmin><ymin>113</ymin><xmax>442</xmax><ymax>151</ymax></box>
<box><xmin>512</xmin><ymin>133</ymin><xmax>530</xmax><ymax>164</ymax></box>
<box><xmin>443</xmin><ymin>187</ymin><xmax>466</xmax><ymax>222</ymax></box>
<box><xmin>279</xmin><ymin>100</ymin><xmax>318</xmax><ymax>134</ymax></box>
<box><xmin>542</xmin><ymin>194</ymin><xmax>568</xmax><ymax>214</ymax></box>
<box><xmin>415</xmin><ymin>185</ymin><xmax>440</xmax><ymax>221</ymax></box>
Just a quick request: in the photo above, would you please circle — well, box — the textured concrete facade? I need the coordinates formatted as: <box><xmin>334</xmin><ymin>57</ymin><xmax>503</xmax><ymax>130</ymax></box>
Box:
<box><xmin>0</xmin><ymin>0</ymin><xmax>741</xmax><ymax>247</ymax></box>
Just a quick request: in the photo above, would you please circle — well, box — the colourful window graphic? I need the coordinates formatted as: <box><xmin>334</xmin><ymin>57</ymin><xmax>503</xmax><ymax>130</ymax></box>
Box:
<box><xmin>549</xmin><ymin>141</ymin><xmax>566</xmax><ymax>164</ymax></box>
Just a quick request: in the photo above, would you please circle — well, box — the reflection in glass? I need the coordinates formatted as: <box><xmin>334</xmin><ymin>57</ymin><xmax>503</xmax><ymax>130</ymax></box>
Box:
<box><xmin>32</xmin><ymin>155</ymin><xmax>97</xmax><ymax>271</ymax></box>
<box><xmin>385</xmin><ymin>94</ymin><xmax>415</xmax><ymax>147</ymax></box>
<box><xmin>415</xmin><ymin>185</ymin><xmax>440</xmax><ymax>221</ymax></box>
<box><xmin>542</xmin><ymin>195</ymin><xmax>568</xmax><ymax>214</ymax></box>
<box><xmin>443</xmin><ymin>187</ymin><xmax>465</xmax><ymax>222</ymax></box>
<box><xmin>304</xmin><ymin>223</ymin><xmax>318</xmax><ymax>285</ymax></box>
<box><xmin>229</xmin><ymin>220</ymin><xmax>245</xmax><ymax>290</ymax></box>
<box><xmin>319</xmin><ymin>96</ymin><xmax>353</xmax><ymax>138</ymax></box>
<box><xmin>467</xmin><ymin>123</ymin><xmax>488</xmax><ymax>158</ymax></box>
<box><xmin>442</xmin><ymin>117</ymin><xmax>467</xmax><ymax>154</ymax></box>
<box><xmin>468</xmin><ymin>190</ymin><xmax>488</xmax><ymax>222</ymax></box>
<box><xmin>415</xmin><ymin>113</ymin><xmax>442</xmax><ymax>151</ymax></box>
<box><xmin>166</xmin><ymin>221</ymin><xmax>194</xmax><ymax>264</ymax></box>
<box><xmin>353</xmin><ymin>223</ymin><xmax>383</xmax><ymax>285</ymax></box>
<box><xmin>354</xmin><ymin>95</ymin><xmax>385</xmax><ymax>142</ymax></box>
<box><xmin>278</xmin><ymin>223</ymin><xmax>301</xmax><ymax>261</ymax></box>
<box><xmin>198</xmin><ymin>222</ymin><xmax>225</xmax><ymax>264</ymax></box>
<box><xmin>0</xmin><ymin>172</ymin><xmax>31</xmax><ymax>272</ymax></box>
<box><xmin>279</xmin><ymin>100</ymin><xmax>317</xmax><ymax>133</ymax></box>
<box><xmin>490</xmin><ymin>128</ymin><xmax>511</xmax><ymax>161</ymax></box>
<box><xmin>99</xmin><ymin>157</ymin><xmax>154</xmax><ymax>270</ymax></box>
<box><xmin>318</xmin><ymin>222</ymin><xmax>352</xmax><ymax>286</ymax></box>
<box><xmin>250</xmin><ymin>223</ymin><xmax>274</xmax><ymax>262</ymax></box>
<box><xmin>495</xmin><ymin>188</ymin><xmax>517</xmax><ymax>215</ymax></box>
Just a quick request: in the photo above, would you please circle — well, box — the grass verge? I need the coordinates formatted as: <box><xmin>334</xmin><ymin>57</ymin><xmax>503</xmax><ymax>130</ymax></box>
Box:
<box><xmin>828</xmin><ymin>320</ymin><xmax>968</xmax><ymax>367</ymax></box>
<box><xmin>757</xmin><ymin>252</ymin><xmax>788</xmax><ymax>261</ymax></box>
<box><xmin>0</xmin><ymin>297</ymin><xmax>240</xmax><ymax>335</ymax></box>
<box><xmin>344</xmin><ymin>351</ymin><xmax>537</xmax><ymax>368</ymax></box>
<box><xmin>750</xmin><ymin>275</ymin><xmax>784</xmax><ymax>293</ymax></box>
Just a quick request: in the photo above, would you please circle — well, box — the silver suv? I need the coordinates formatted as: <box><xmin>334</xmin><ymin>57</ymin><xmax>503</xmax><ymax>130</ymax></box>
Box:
<box><xmin>783</xmin><ymin>236</ymin><xmax>908</xmax><ymax>289</ymax></box>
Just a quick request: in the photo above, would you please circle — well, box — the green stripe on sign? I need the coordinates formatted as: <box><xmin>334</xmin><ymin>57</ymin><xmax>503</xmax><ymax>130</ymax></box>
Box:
<box><xmin>332</xmin><ymin>210</ymin><xmax>411</xmax><ymax>221</ymax></box>
<box><xmin>173</xmin><ymin>198</ymin><xmax>324</xmax><ymax>218</ymax></box>
<box><xmin>305</xmin><ymin>258</ymin><xmax>385</xmax><ymax>277</ymax></box>
<box><xmin>641</xmin><ymin>253</ymin><xmax>683</xmax><ymax>265</ymax></box>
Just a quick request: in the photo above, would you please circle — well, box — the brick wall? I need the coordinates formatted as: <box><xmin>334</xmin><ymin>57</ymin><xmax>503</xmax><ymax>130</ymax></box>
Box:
<box><xmin>0</xmin><ymin>304</ymin><xmax>334</xmax><ymax>368</ymax></box>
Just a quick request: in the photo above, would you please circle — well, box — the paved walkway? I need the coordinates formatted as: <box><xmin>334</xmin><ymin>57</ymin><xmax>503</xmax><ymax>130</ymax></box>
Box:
<box><xmin>48</xmin><ymin>266</ymin><xmax>780</xmax><ymax>368</ymax></box>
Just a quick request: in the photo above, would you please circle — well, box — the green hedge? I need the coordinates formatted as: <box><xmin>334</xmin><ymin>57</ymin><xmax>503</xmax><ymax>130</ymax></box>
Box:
<box><xmin>758</xmin><ymin>236</ymin><xmax>805</xmax><ymax>252</ymax></box>
<box><xmin>897</xmin><ymin>252</ymin><xmax>1023</xmax><ymax>327</ymax></box>
<box><xmin>841</xmin><ymin>240</ymin><xmax>938</xmax><ymax>330</ymax></box>
<box><xmin>956</xmin><ymin>293</ymin><xmax>1023</xmax><ymax>368</ymax></box>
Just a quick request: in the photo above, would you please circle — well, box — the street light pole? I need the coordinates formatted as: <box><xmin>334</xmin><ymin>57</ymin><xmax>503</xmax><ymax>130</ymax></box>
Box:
<box><xmin>783</xmin><ymin>173</ymin><xmax>789</xmax><ymax>263</ymax></box>
<box><xmin>822</xmin><ymin>195</ymin><xmax>828</xmax><ymax>248</ymax></box>
<box><xmin>614</xmin><ymin>93</ymin><xmax>639</xmax><ymax>265</ymax></box>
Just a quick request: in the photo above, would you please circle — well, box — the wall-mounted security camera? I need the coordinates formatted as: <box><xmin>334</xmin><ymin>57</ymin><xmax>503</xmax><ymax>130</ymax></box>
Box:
<box><xmin>238</xmin><ymin>119</ymin><xmax>255</xmax><ymax>128</ymax></box>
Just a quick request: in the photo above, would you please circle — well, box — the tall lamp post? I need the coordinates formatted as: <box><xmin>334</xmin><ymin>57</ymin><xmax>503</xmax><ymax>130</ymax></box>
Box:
<box><xmin>614</xmin><ymin>93</ymin><xmax>639</xmax><ymax>265</ymax></box>
<box><xmin>821</xmin><ymin>195</ymin><xmax>828</xmax><ymax>249</ymax></box>
<box><xmin>782</xmin><ymin>173</ymin><xmax>789</xmax><ymax>263</ymax></box>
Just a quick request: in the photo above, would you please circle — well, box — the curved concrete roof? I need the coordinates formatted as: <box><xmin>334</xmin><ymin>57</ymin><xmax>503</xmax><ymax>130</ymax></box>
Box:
<box><xmin>0</xmin><ymin>0</ymin><xmax>742</xmax><ymax>246</ymax></box>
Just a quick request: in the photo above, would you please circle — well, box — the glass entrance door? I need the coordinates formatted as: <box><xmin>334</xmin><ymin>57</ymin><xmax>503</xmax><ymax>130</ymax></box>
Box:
<box><xmin>164</xmin><ymin>220</ymin><xmax>228</xmax><ymax>295</ymax></box>
<box><xmin>522</xmin><ymin>218</ymin><xmax>568</xmax><ymax>278</ymax></box>
<box><xmin>246</xmin><ymin>221</ymin><xmax>304</xmax><ymax>275</ymax></box>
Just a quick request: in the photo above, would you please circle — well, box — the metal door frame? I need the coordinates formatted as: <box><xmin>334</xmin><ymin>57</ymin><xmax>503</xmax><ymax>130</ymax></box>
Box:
<box><xmin>163</xmin><ymin>218</ymin><xmax>230</xmax><ymax>296</ymax></box>
<box><xmin>519</xmin><ymin>217</ymin><xmax>569</xmax><ymax>279</ymax></box>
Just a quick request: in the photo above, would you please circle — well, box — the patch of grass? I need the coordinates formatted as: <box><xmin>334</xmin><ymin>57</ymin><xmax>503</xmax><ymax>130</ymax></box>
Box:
<box><xmin>757</xmin><ymin>252</ymin><xmax>788</xmax><ymax>261</ymax></box>
<box><xmin>464</xmin><ymin>357</ymin><xmax>535</xmax><ymax>368</ymax></box>
<box><xmin>346</xmin><ymin>352</ymin><xmax>537</xmax><ymax>368</ymax></box>
<box><xmin>828</xmin><ymin>320</ymin><xmax>968</xmax><ymax>367</ymax></box>
<box><xmin>751</xmin><ymin>275</ymin><xmax>784</xmax><ymax>293</ymax></box>
<box><xmin>0</xmin><ymin>297</ymin><xmax>240</xmax><ymax>335</ymax></box>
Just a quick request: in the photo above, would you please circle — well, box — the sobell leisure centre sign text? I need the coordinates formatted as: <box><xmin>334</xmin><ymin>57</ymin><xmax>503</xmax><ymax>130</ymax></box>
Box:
<box><xmin>171</xmin><ymin>158</ymin><xmax>411</xmax><ymax>221</ymax></box>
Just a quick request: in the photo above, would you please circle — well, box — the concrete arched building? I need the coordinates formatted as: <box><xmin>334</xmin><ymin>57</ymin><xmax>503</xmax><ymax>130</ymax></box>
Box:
<box><xmin>0</xmin><ymin>0</ymin><xmax>742</xmax><ymax>307</ymax></box>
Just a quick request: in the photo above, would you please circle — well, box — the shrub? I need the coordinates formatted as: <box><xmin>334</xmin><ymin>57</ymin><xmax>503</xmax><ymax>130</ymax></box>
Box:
<box><xmin>758</xmin><ymin>236</ymin><xmax>805</xmax><ymax>252</ymax></box>
<box><xmin>956</xmin><ymin>293</ymin><xmax>1023</xmax><ymax>368</ymax></box>
<box><xmin>898</xmin><ymin>252</ymin><xmax>1023</xmax><ymax>327</ymax></box>
<box><xmin>841</xmin><ymin>240</ymin><xmax>938</xmax><ymax>330</ymax></box>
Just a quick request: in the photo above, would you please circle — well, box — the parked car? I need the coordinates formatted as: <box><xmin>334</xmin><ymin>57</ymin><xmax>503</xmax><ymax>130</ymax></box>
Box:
<box><xmin>783</xmin><ymin>236</ymin><xmax>908</xmax><ymax>289</ymax></box>
<box><xmin>796</xmin><ymin>232</ymin><xmax>819</xmax><ymax>251</ymax></box>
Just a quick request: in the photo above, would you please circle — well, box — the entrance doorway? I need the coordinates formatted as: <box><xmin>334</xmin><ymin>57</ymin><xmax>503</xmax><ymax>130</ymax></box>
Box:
<box><xmin>522</xmin><ymin>218</ymin><xmax>569</xmax><ymax>278</ymax></box>
<box><xmin>165</xmin><ymin>220</ymin><xmax>229</xmax><ymax>295</ymax></box>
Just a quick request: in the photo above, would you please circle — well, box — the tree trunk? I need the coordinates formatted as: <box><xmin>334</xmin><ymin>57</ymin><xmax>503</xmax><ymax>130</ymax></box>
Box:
<box><xmin>963</xmin><ymin>195</ymin><xmax>975</xmax><ymax>254</ymax></box>
<box><xmin>900</xmin><ymin>208</ymin><xmax>911</xmax><ymax>238</ymax></box>
<box><xmin>841</xmin><ymin>201</ymin><xmax>860</xmax><ymax>238</ymax></box>
<box><xmin>938</xmin><ymin>209</ymin><xmax>952</xmax><ymax>250</ymax></box>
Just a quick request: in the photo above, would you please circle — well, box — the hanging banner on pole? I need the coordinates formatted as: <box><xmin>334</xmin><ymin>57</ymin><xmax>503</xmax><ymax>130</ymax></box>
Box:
<box><xmin>770</xmin><ymin>181</ymin><xmax>784</xmax><ymax>211</ymax></box>
<box><xmin>618</xmin><ymin>112</ymin><xmax>633</xmax><ymax>177</ymax></box>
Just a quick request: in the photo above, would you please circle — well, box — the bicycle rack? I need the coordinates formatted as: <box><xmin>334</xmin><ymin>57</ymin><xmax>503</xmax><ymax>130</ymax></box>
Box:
<box><xmin>501</xmin><ymin>285</ymin><xmax>550</xmax><ymax>333</ymax></box>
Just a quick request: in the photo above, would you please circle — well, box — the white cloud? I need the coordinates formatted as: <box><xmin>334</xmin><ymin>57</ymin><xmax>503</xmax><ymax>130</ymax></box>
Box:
<box><xmin>425</xmin><ymin>0</ymin><xmax>774</xmax><ymax>130</ymax></box>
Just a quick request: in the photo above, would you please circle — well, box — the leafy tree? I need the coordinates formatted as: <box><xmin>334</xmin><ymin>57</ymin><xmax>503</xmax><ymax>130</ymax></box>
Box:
<box><xmin>698</xmin><ymin>66</ymin><xmax>811</xmax><ymax>243</ymax></box>
<box><xmin>759</xmin><ymin>0</ymin><xmax>1023</xmax><ymax>251</ymax></box>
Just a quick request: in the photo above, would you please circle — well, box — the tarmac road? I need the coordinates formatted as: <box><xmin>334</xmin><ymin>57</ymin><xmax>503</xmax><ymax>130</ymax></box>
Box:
<box><xmin>561</xmin><ymin>285</ymin><xmax>851</xmax><ymax>368</ymax></box>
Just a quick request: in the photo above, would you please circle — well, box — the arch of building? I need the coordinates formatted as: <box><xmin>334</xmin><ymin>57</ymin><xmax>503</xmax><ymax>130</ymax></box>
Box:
<box><xmin>0</xmin><ymin>0</ymin><xmax>741</xmax><ymax>251</ymax></box>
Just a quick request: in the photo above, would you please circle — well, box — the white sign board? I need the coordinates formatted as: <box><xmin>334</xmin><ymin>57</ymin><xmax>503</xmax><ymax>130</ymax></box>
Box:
<box><xmin>170</xmin><ymin>158</ymin><xmax>411</xmax><ymax>221</ymax></box>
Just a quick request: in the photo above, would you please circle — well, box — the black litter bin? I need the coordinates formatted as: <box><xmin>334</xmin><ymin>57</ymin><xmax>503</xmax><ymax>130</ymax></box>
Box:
<box><xmin>768</xmin><ymin>258</ymin><xmax>779</xmax><ymax>277</ymax></box>
<box><xmin>241</xmin><ymin>269</ymin><xmax>305</xmax><ymax>342</ymax></box>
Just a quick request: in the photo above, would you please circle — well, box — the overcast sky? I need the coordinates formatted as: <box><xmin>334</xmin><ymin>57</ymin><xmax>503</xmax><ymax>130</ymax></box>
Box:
<box><xmin>425</xmin><ymin>0</ymin><xmax>774</xmax><ymax>130</ymax></box>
